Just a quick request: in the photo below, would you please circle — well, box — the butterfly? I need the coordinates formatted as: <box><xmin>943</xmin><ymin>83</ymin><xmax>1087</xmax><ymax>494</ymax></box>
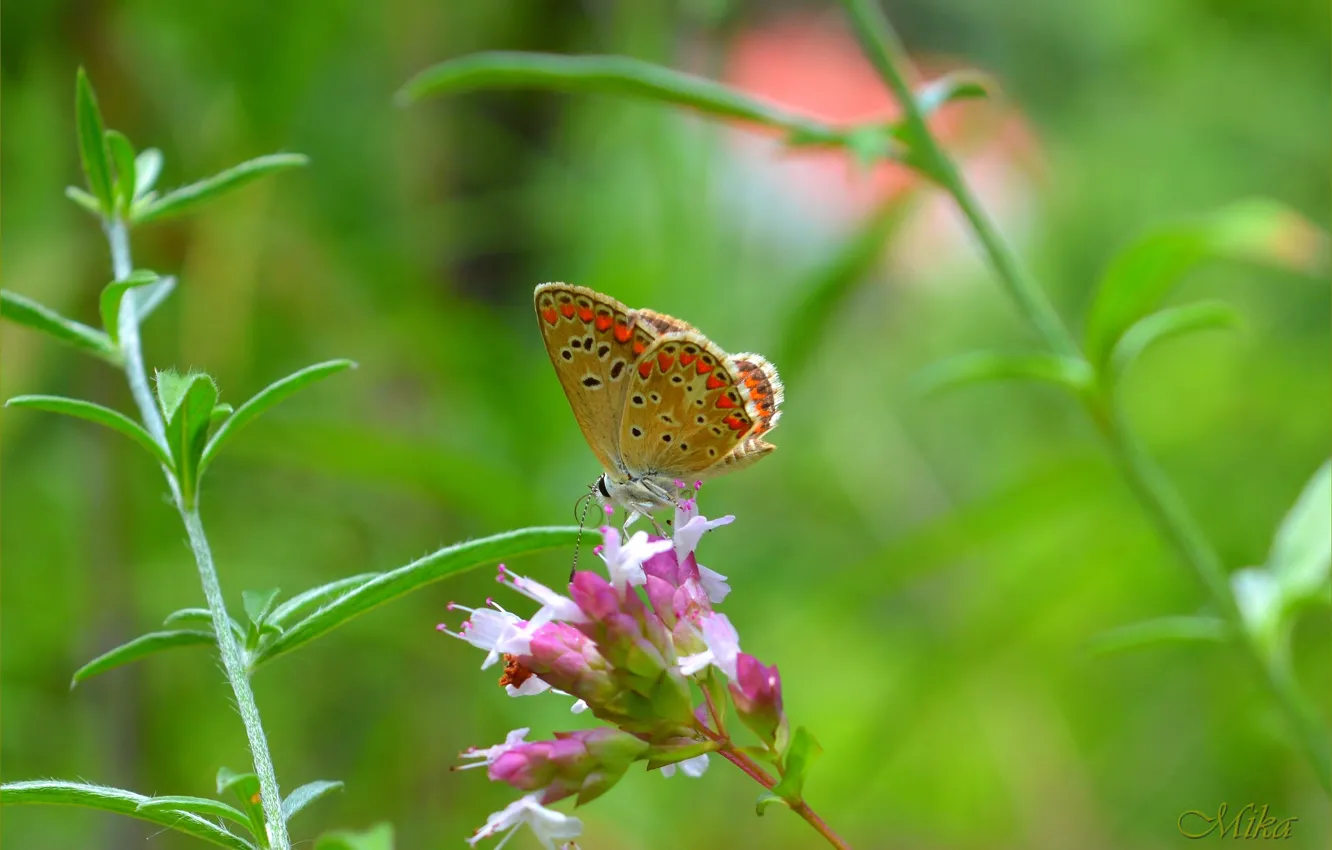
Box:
<box><xmin>535</xmin><ymin>283</ymin><xmax>783</xmax><ymax>519</ymax></box>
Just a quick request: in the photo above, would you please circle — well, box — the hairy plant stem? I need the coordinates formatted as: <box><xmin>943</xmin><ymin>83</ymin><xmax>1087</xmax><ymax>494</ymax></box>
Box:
<box><xmin>103</xmin><ymin>218</ymin><xmax>292</xmax><ymax>848</ymax></box>
<box><xmin>840</xmin><ymin>0</ymin><xmax>1330</xmax><ymax>792</ymax></box>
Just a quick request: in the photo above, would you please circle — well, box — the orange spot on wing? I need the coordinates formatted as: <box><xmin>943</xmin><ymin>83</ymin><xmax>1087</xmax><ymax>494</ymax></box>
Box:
<box><xmin>596</xmin><ymin>314</ymin><xmax>614</xmax><ymax>331</ymax></box>
<box><xmin>679</xmin><ymin>352</ymin><xmax>696</xmax><ymax>366</ymax></box>
<box><xmin>541</xmin><ymin>308</ymin><xmax>559</xmax><ymax>325</ymax></box>
<box><xmin>614</xmin><ymin>323</ymin><xmax>631</xmax><ymax>343</ymax></box>
<box><xmin>633</xmin><ymin>340</ymin><xmax>646</xmax><ymax>355</ymax></box>
<box><xmin>706</xmin><ymin>374</ymin><xmax>726</xmax><ymax>390</ymax></box>
<box><xmin>577</xmin><ymin>306</ymin><xmax>594</xmax><ymax>322</ymax></box>
<box><xmin>657</xmin><ymin>352</ymin><xmax>675</xmax><ymax>372</ymax></box>
<box><xmin>560</xmin><ymin>303</ymin><xmax>576</xmax><ymax>318</ymax></box>
<box><xmin>724</xmin><ymin>415</ymin><xmax>748</xmax><ymax>431</ymax></box>
<box><xmin>696</xmin><ymin>360</ymin><xmax>714</xmax><ymax>374</ymax></box>
<box><xmin>716</xmin><ymin>394</ymin><xmax>737</xmax><ymax>409</ymax></box>
<box><xmin>638</xmin><ymin>361</ymin><xmax>654</xmax><ymax>379</ymax></box>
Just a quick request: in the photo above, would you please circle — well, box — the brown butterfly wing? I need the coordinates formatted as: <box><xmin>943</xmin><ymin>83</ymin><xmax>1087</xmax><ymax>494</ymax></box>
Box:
<box><xmin>617</xmin><ymin>331</ymin><xmax>781</xmax><ymax>479</ymax></box>
<box><xmin>534</xmin><ymin>283</ymin><xmax>646</xmax><ymax>473</ymax></box>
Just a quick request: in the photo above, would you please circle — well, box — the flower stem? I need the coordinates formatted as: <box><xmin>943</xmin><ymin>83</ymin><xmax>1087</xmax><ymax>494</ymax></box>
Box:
<box><xmin>102</xmin><ymin>218</ymin><xmax>293</xmax><ymax>848</ymax></box>
<box><xmin>716</xmin><ymin>744</ymin><xmax>853</xmax><ymax>850</ymax></box>
<box><xmin>840</xmin><ymin>0</ymin><xmax>1330</xmax><ymax>793</ymax></box>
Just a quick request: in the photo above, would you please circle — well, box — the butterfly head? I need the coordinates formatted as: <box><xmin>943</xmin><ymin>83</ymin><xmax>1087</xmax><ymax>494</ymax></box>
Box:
<box><xmin>595</xmin><ymin>471</ymin><xmax>680</xmax><ymax>517</ymax></box>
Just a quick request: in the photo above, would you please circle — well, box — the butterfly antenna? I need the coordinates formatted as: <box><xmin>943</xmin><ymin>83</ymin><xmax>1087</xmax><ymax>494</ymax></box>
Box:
<box><xmin>570</xmin><ymin>487</ymin><xmax>596</xmax><ymax>581</ymax></box>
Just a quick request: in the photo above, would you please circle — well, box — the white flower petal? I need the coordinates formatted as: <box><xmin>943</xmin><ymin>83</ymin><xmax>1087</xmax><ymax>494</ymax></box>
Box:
<box><xmin>700</xmin><ymin>612</ymin><xmax>741</xmax><ymax>679</ymax></box>
<box><xmin>677</xmin><ymin>649</ymin><xmax>714</xmax><ymax>676</ymax></box>
<box><xmin>468</xmin><ymin>794</ymin><xmax>583</xmax><ymax>850</ymax></box>
<box><xmin>678</xmin><ymin>754</ymin><xmax>710</xmax><ymax>778</ymax></box>
<box><xmin>570</xmin><ymin>699</ymin><xmax>589</xmax><ymax>714</ymax></box>
<box><xmin>673</xmin><ymin>514</ymin><xmax>734</xmax><ymax>561</ymax></box>
<box><xmin>697</xmin><ymin>564</ymin><xmax>730</xmax><ymax>603</ymax></box>
<box><xmin>505</xmin><ymin>677</ymin><xmax>552</xmax><ymax>697</ymax></box>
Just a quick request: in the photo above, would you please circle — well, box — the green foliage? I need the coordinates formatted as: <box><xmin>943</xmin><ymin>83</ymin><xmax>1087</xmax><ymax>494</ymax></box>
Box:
<box><xmin>133</xmin><ymin>153</ymin><xmax>310</xmax><ymax>224</ymax></box>
<box><xmin>1106</xmin><ymin>301</ymin><xmax>1243</xmax><ymax>385</ymax></box>
<box><xmin>1</xmin><ymin>290</ymin><xmax>119</xmax><ymax>363</ymax></box>
<box><xmin>99</xmin><ymin>269</ymin><xmax>160</xmax><ymax>346</ymax></box>
<box><xmin>74</xmin><ymin>69</ymin><xmax>114</xmax><ymax>214</ymax></box>
<box><xmin>0</xmin><ymin>781</ymin><xmax>256</xmax><ymax>850</ymax></box>
<box><xmin>1084</xmin><ymin>615</ymin><xmax>1231</xmax><ymax>657</ymax></box>
<box><xmin>772</xmin><ymin>726</ymin><xmax>822</xmax><ymax>804</ymax></box>
<box><xmin>156</xmin><ymin>369</ymin><xmax>220</xmax><ymax>507</ymax></box>
<box><xmin>1085</xmin><ymin>199</ymin><xmax>1329</xmax><ymax>369</ymax></box>
<box><xmin>5</xmin><ymin>395</ymin><xmax>172</xmax><ymax>468</ymax></box>
<box><xmin>135</xmin><ymin>795</ymin><xmax>253</xmax><ymax>831</ymax></box>
<box><xmin>199</xmin><ymin>359</ymin><xmax>356</xmax><ymax>475</ymax></box>
<box><xmin>282</xmin><ymin>780</ymin><xmax>344</xmax><ymax>823</ymax></box>
<box><xmin>252</xmin><ymin>526</ymin><xmax>582</xmax><ymax>666</ymax></box>
<box><xmin>913</xmin><ymin>352</ymin><xmax>1093</xmax><ymax>397</ymax></box>
<box><xmin>70</xmin><ymin>629</ymin><xmax>215</xmax><ymax>686</ymax></box>
<box><xmin>398</xmin><ymin>52</ymin><xmax>842</xmax><ymax>146</ymax></box>
<box><xmin>315</xmin><ymin>823</ymin><xmax>394</xmax><ymax>850</ymax></box>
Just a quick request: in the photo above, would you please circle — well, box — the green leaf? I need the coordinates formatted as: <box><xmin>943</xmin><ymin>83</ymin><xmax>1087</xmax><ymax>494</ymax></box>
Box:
<box><xmin>1084</xmin><ymin>615</ymin><xmax>1231</xmax><ymax>657</ymax></box>
<box><xmin>242</xmin><ymin>588</ymin><xmax>282</xmax><ymax>626</ymax></box>
<box><xmin>75</xmin><ymin>69</ymin><xmax>114</xmax><ymax>213</ymax></box>
<box><xmin>134</xmin><ymin>274</ymin><xmax>177</xmax><ymax>322</ymax></box>
<box><xmin>269</xmin><ymin>573</ymin><xmax>381</xmax><ymax>627</ymax></box>
<box><xmin>397</xmin><ymin>52</ymin><xmax>841</xmax><ymax>145</ymax></box>
<box><xmin>65</xmin><ymin>185</ymin><xmax>103</xmax><ymax>216</ymax></box>
<box><xmin>1267</xmin><ymin>461</ymin><xmax>1332</xmax><ymax>604</ymax></box>
<box><xmin>1107</xmin><ymin>301</ymin><xmax>1243</xmax><ymax>384</ymax></box>
<box><xmin>778</xmin><ymin>194</ymin><xmax>916</xmax><ymax>379</ymax></box>
<box><xmin>645</xmin><ymin>739</ymin><xmax>721</xmax><ymax>771</ymax></box>
<box><xmin>1</xmin><ymin>289</ymin><xmax>119</xmax><ymax>362</ymax></box>
<box><xmin>755</xmin><ymin>791</ymin><xmax>790</xmax><ymax>816</ymax></box>
<box><xmin>5</xmin><ymin>395</ymin><xmax>172</xmax><ymax>469</ymax></box>
<box><xmin>200</xmin><ymin>359</ymin><xmax>356</xmax><ymax>474</ymax></box>
<box><xmin>253</xmin><ymin>527</ymin><xmax>582</xmax><ymax>666</ymax></box>
<box><xmin>210</xmin><ymin>403</ymin><xmax>235</xmax><ymax>432</ymax></box>
<box><xmin>1085</xmin><ymin>198</ymin><xmax>1329</xmax><ymax>368</ymax></box>
<box><xmin>163</xmin><ymin>607</ymin><xmax>246</xmax><ymax>641</ymax></box>
<box><xmin>105</xmin><ymin>129</ymin><xmax>136</xmax><ymax>213</ymax></box>
<box><xmin>216</xmin><ymin>768</ymin><xmax>266</xmax><ymax>838</ymax></box>
<box><xmin>100</xmin><ymin>270</ymin><xmax>160</xmax><ymax>345</ymax></box>
<box><xmin>136</xmin><ymin>795</ymin><xmax>253</xmax><ymax>832</ymax></box>
<box><xmin>914</xmin><ymin>71</ymin><xmax>991</xmax><ymax>117</ymax></box>
<box><xmin>71</xmin><ymin>629</ymin><xmax>214</xmax><ymax>687</ymax></box>
<box><xmin>315</xmin><ymin>823</ymin><xmax>394</xmax><ymax>850</ymax></box>
<box><xmin>1232</xmin><ymin>568</ymin><xmax>1283</xmax><ymax>657</ymax></box>
<box><xmin>913</xmin><ymin>351</ymin><xmax>1093</xmax><ymax>398</ymax></box>
<box><xmin>772</xmin><ymin>726</ymin><xmax>822</xmax><ymax>804</ymax></box>
<box><xmin>158</xmin><ymin>371</ymin><xmax>219</xmax><ymax>507</ymax></box>
<box><xmin>133</xmin><ymin>153</ymin><xmax>310</xmax><ymax>225</ymax></box>
<box><xmin>135</xmin><ymin>147</ymin><xmax>164</xmax><ymax>197</ymax></box>
<box><xmin>282</xmin><ymin>780</ymin><xmax>344</xmax><ymax>823</ymax></box>
<box><xmin>0</xmin><ymin>780</ymin><xmax>255</xmax><ymax>850</ymax></box>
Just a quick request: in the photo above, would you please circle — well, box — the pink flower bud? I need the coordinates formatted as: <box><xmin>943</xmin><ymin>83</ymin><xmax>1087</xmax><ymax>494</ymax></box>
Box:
<box><xmin>485</xmin><ymin>728</ymin><xmax>650</xmax><ymax>805</ymax></box>
<box><xmin>730</xmin><ymin>652</ymin><xmax>784</xmax><ymax>745</ymax></box>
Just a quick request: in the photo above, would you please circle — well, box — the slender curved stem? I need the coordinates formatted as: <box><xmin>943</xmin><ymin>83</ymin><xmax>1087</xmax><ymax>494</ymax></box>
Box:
<box><xmin>839</xmin><ymin>0</ymin><xmax>1330</xmax><ymax>793</ymax></box>
<box><xmin>694</xmin><ymin>721</ymin><xmax>853</xmax><ymax>849</ymax></box>
<box><xmin>102</xmin><ymin>219</ymin><xmax>292</xmax><ymax>848</ymax></box>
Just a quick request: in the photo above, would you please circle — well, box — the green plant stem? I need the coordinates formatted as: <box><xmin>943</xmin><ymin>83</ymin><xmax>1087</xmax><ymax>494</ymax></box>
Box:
<box><xmin>840</xmin><ymin>0</ymin><xmax>1330</xmax><ymax>792</ymax></box>
<box><xmin>102</xmin><ymin>218</ymin><xmax>293</xmax><ymax>848</ymax></box>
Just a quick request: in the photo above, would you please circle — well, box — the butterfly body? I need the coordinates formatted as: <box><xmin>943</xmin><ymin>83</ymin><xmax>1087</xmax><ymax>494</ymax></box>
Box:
<box><xmin>534</xmin><ymin>283</ymin><xmax>783</xmax><ymax>517</ymax></box>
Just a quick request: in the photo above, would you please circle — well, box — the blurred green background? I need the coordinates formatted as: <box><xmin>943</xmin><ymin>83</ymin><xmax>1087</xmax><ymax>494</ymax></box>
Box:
<box><xmin>3</xmin><ymin>1</ymin><xmax>1329</xmax><ymax>848</ymax></box>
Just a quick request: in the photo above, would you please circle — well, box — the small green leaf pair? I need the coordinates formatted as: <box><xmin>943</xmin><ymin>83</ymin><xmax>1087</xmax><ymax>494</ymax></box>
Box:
<box><xmin>755</xmin><ymin>726</ymin><xmax>823</xmax><ymax>814</ymax></box>
<box><xmin>916</xmin><ymin>198</ymin><xmax>1326</xmax><ymax>401</ymax></box>
<box><xmin>6</xmin><ymin>360</ymin><xmax>355</xmax><ymax>510</ymax></box>
<box><xmin>72</xmin><ymin>68</ymin><xmax>307</xmax><ymax>223</ymax></box>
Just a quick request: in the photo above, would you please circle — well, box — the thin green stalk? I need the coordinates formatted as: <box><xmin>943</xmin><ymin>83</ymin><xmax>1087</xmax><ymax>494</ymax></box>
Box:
<box><xmin>103</xmin><ymin>218</ymin><xmax>292</xmax><ymax>847</ymax></box>
<box><xmin>839</xmin><ymin>0</ymin><xmax>1330</xmax><ymax>792</ymax></box>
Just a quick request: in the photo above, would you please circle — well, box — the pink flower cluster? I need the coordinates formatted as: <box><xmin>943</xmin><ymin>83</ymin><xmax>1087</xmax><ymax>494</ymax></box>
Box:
<box><xmin>440</xmin><ymin>497</ymin><xmax>787</xmax><ymax>848</ymax></box>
